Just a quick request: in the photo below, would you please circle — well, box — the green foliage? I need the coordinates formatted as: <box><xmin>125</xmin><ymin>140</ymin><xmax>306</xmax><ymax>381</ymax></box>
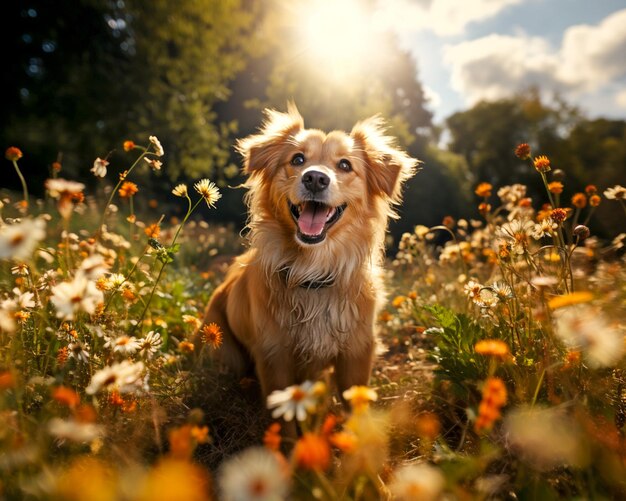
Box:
<box><xmin>425</xmin><ymin>305</ymin><xmax>488</xmax><ymax>390</ymax></box>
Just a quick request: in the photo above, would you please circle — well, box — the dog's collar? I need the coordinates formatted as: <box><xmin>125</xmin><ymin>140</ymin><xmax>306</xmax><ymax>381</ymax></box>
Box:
<box><xmin>278</xmin><ymin>268</ymin><xmax>335</xmax><ymax>290</ymax></box>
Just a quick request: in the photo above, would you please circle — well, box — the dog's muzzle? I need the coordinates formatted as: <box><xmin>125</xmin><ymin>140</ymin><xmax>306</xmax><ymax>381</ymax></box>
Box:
<box><xmin>289</xmin><ymin>200</ymin><xmax>346</xmax><ymax>245</ymax></box>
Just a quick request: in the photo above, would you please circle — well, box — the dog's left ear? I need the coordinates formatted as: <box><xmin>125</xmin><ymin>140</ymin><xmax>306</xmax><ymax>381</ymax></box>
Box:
<box><xmin>237</xmin><ymin>103</ymin><xmax>304</xmax><ymax>176</ymax></box>
<box><xmin>351</xmin><ymin>116</ymin><xmax>419</xmax><ymax>205</ymax></box>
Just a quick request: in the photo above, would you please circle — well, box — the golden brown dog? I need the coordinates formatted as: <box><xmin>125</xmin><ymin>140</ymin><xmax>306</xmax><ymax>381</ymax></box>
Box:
<box><xmin>200</xmin><ymin>105</ymin><xmax>416</xmax><ymax>402</ymax></box>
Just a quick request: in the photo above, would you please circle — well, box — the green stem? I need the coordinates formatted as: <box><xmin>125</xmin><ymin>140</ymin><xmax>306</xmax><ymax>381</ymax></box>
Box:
<box><xmin>12</xmin><ymin>160</ymin><xmax>29</xmax><ymax>208</ymax></box>
<box><xmin>95</xmin><ymin>148</ymin><xmax>148</xmax><ymax>240</ymax></box>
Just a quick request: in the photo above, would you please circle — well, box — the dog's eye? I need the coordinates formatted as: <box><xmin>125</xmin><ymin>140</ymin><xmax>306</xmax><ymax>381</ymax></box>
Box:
<box><xmin>290</xmin><ymin>153</ymin><xmax>305</xmax><ymax>166</ymax></box>
<box><xmin>338</xmin><ymin>159</ymin><xmax>352</xmax><ymax>172</ymax></box>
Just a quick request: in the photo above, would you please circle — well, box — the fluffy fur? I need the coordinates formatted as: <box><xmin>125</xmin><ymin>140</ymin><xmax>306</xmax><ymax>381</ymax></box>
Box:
<box><xmin>199</xmin><ymin>104</ymin><xmax>417</xmax><ymax>401</ymax></box>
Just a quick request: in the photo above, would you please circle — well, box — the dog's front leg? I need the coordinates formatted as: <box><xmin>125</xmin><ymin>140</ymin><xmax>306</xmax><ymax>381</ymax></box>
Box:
<box><xmin>334</xmin><ymin>340</ymin><xmax>375</xmax><ymax>398</ymax></box>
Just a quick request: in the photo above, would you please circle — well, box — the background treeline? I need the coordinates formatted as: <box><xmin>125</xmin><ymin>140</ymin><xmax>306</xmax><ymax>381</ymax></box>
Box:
<box><xmin>2</xmin><ymin>0</ymin><xmax>625</xmax><ymax>240</ymax></box>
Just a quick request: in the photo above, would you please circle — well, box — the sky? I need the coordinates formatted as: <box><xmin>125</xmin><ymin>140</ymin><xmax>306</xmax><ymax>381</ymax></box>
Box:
<box><xmin>373</xmin><ymin>0</ymin><xmax>626</xmax><ymax>123</ymax></box>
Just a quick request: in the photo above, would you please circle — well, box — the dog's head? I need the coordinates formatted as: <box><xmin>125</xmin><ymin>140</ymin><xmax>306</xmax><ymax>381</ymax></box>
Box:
<box><xmin>237</xmin><ymin>104</ymin><xmax>417</xmax><ymax>247</ymax></box>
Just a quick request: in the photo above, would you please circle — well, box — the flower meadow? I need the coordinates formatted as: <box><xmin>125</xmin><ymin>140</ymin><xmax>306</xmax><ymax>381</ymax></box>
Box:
<box><xmin>1</xmin><ymin>139</ymin><xmax>626</xmax><ymax>500</ymax></box>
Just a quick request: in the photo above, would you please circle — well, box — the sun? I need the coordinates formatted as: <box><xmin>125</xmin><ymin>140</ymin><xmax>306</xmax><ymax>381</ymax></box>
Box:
<box><xmin>289</xmin><ymin>0</ymin><xmax>387</xmax><ymax>82</ymax></box>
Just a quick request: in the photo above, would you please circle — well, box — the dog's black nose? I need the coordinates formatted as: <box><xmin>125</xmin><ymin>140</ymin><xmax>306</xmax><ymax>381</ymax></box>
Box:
<box><xmin>302</xmin><ymin>170</ymin><xmax>330</xmax><ymax>193</ymax></box>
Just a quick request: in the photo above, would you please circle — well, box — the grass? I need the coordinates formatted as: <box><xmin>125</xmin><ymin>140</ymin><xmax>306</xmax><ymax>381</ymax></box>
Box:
<box><xmin>0</xmin><ymin>139</ymin><xmax>625</xmax><ymax>500</ymax></box>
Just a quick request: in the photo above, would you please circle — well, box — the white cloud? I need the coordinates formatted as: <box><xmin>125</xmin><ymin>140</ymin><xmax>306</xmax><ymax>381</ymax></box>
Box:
<box><xmin>375</xmin><ymin>0</ymin><xmax>523</xmax><ymax>37</ymax></box>
<box><xmin>423</xmin><ymin>84</ymin><xmax>442</xmax><ymax>110</ymax></box>
<box><xmin>615</xmin><ymin>89</ymin><xmax>626</xmax><ymax>111</ymax></box>
<box><xmin>442</xmin><ymin>9</ymin><xmax>626</xmax><ymax>109</ymax></box>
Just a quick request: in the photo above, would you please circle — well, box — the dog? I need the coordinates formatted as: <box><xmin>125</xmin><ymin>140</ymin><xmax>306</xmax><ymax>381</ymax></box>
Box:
<box><xmin>199</xmin><ymin>104</ymin><xmax>417</xmax><ymax>406</ymax></box>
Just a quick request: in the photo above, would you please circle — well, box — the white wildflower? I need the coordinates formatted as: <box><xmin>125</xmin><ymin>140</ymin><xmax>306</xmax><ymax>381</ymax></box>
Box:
<box><xmin>0</xmin><ymin>218</ymin><xmax>46</xmax><ymax>261</ymax></box>
<box><xmin>91</xmin><ymin>157</ymin><xmax>109</xmax><ymax>177</ymax></box>
<box><xmin>149</xmin><ymin>136</ymin><xmax>164</xmax><ymax>156</ymax></box>
<box><xmin>218</xmin><ymin>447</ymin><xmax>289</xmax><ymax>501</ymax></box>
<box><xmin>86</xmin><ymin>360</ymin><xmax>147</xmax><ymax>395</ymax></box>
<box><xmin>104</xmin><ymin>335</ymin><xmax>141</xmax><ymax>355</ymax></box>
<box><xmin>266</xmin><ymin>380</ymin><xmax>320</xmax><ymax>422</ymax></box>
<box><xmin>388</xmin><ymin>463</ymin><xmax>445</xmax><ymax>501</ymax></box>
<box><xmin>49</xmin><ymin>418</ymin><xmax>104</xmax><ymax>443</ymax></box>
<box><xmin>50</xmin><ymin>274</ymin><xmax>104</xmax><ymax>320</ymax></box>
<box><xmin>603</xmin><ymin>185</ymin><xmax>626</xmax><ymax>200</ymax></box>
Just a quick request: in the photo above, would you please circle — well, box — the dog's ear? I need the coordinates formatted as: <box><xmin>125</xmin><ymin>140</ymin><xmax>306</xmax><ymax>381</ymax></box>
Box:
<box><xmin>351</xmin><ymin>116</ymin><xmax>419</xmax><ymax>205</ymax></box>
<box><xmin>236</xmin><ymin>104</ymin><xmax>304</xmax><ymax>175</ymax></box>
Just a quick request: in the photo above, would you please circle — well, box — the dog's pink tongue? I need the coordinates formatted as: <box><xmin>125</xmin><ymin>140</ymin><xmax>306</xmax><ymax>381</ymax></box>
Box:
<box><xmin>298</xmin><ymin>203</ymin><xmax>326</xmax><ymax>236</ymax></box>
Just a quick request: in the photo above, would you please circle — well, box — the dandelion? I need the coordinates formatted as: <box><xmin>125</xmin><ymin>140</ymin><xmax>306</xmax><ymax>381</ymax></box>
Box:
<box><xmin>475</xmin><ymin>182</ymin><xmax>493</xmax><ymax>198</ymax></box>
<box><xmin>388</xmin><ymin>463</ymin><xmax>445</xmax><ymax>501</ymax></box>
<box><xmin>294</xmin><ymin>432</ymin><xmax>331</xmax><ymax>471</ymax></box>
<box><xmin>86</xmin><ymin>360</ymin><xmax>147</xmax><ymax>395</ymax></box>
<box><xmin>218</xmin><ymin>447</ymin><xmax>289</xmax><ymax>501</ymax></box>
<box><xmin>172</xmin><ymin>184</ymin><xmax>188</xmax><ymax>197</ymax></box>
<box><xmin>533</xmin><ymin>155</ymin><xmax>551</xmax><ymax>173</ymax></box>
<box><xmin>194</xmin><ymin>179</ymin><xmax>221</xmax><ymax>208</ymax></box>
<box><xmin>123</xmin><ymin>140</ymin><xmax>135</xmax><ymax>151</ymax></box>
<box><xmin>267</xmin><ymin>380</ymin><xmax>321</xmax><ymax>422</ymax></box>
<box><xmin>514</xmin><ymin>143</ymin><xmax>531</xmax><ymax>160</ymax></box>
<box><xmin>144</xmin><ymin>157</ymin><xmax>162</xmax><ymax>171</ymax></box>
<box><xmin>343</xmin><ymin>385</ymin><xmax>378</xmax><ymax>412</ymax></box>
<box><xmin>138</xmin><ymin>331</ymin><xmax>163</xmax><ymax>357</ymax></box>
<box><xmin>200</xmin><ymin>322</ymin><xmax>223</xmax><ymax>348</ymax></box>
<box><xmin>91</xmin><ymin>157</ymin><xmax>109</xmax><ymax>177</ymax></box>
<box><xmin>553</xmin><ymin>305</ymin><xmax>624</xmax><ymax>368</ymax></box>
<box><xmin>118</xmin><ymin>181</ymin><xmax>138</xmax><ymax>198</ymax></box>
<box><xmin>571</xmin><ymin>193</ymin><xmax>587</xmax><ymax>209</ymax></box>
<box><xmin>0</xmin><ymin>218</ymin><xmax>46</xmax><ymax>261</ymax></box>
<box><xmin>149</xmin><ymin>135</ymin><xmax>164</xmax><ymax>156</ymax></box>
<box><xmin>603</xmin><ymin>185</ymin><xmax>626</xmax><ymax>200</ymax></box>
<box><xmin>51</xmin><ymin>274</ymin><xmax>104</xmax><ymax>320</ymax></box>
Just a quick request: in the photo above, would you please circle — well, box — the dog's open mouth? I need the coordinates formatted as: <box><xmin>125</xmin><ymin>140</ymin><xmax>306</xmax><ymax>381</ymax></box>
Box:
<box><xmin>289</xmin><ymin>201</ymin><xmax>347</xmax><ymax>244</ymax></box>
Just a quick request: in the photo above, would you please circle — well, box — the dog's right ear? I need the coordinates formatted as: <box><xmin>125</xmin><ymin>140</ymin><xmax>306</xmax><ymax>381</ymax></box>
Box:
<box><xmin>236</xmin><ymin>105</ymin><xmax>304</xmax><ymax>176</ymax></box>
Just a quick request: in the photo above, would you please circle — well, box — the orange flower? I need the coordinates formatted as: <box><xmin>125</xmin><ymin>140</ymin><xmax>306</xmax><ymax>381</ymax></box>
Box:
<box><xmin>442</xmin><ymin>215</ymin><xmax>456</xmax><ymax>228</ymax></box>
<box><xmin>514</xmin><ymin>143</ymin><xmax>531</xmax><ymax>160</ymax></box>
<box><xmin>415</xmin><ymin>412</ymin><xmax>441</xmax><ymax>440</ymax></box>
<box><xmin>0</xmin><ymin>371</ymin><xmax>15</xmax><ymax>390</ymax></box>
<box><xmin>168</xmin><ymin>424</ymin><xmax>194</xmax><ymax>460</ymax></box>
<box><xmin>478</xmin><ymin>202</ymin><xmax>491</xmax><ymax>216</ymax></box>
<box><xmin>123</xmin><ymin>140</ymin><xmax>136</xmax><ymax>152</ymax></box>
<box><xmin>52</xmin><ymin>386</ymin><xmax>80</xmax><ymax>408</ymax></box>
<box><xmin>200</xmin><ymin>323</ymin><xmax>223</xmax><ymax>349</ymax></box>
<box><xmin>474</xmin><ymin>339</ymin><xmax>510</xmax><ymax>359</ymax></box>
<box><xmin>547</xmin><ymin>291</ymin><xmax>593</xmax><ymax>310</ymax></box>
<box><xmin>589</xmin><ymin>194</ymin><xmax>601</xmax><ymax>207</ymax></box>
<box><xmin>571</xmin><ymin>193</ymin><xmax>587</xmax><ymax>209</ymax></box>
<box><xmin>179</xmin><ymin>341</ymin><xmax>195</xmax><ymax>353</ymax></box>
<box><xmin>144</xmin><ymin>223</ymin><xmax>160</xmax><ymax>238</ymax></box>
<box><xmin>294</xmin><ymin>433</ymin><xmax>331</xmax><ymax>471</ymax></box>
<box><xmin>51</xmin><ymin>161</ymin><xmax>62</xmax><ymax>172</ymax></box>
<box><xmin>475</xmin><ymin>377</ymin><xmax>507</xmax><ymax>433</ymax></box>
<box><xmin>5</xmin><ymin>146</ymin><xmax>23</xmax><ymax>161</ymax></box>
<box><xmin>57</xmin><ymin>347</ymin><xmax>69</xmax><ymax>366</ymax></box>
<box><xmin>119</xmin><ymin>181</ymin><xmax>138</xmax><ymax>198</ymax></box>
<box><xmin>548</xmin><ymin>181</ymin><xmax>563</xmax><ymax>194</ymax></box>
<box><xmin>263</xmin><ymin>422</ymin><xmax>281</xmax><ymax>451</ymax></box>
<box><xmin>585</xmin><ymin>184</ymin><xmax>597</xmax><ymax>195</ymax></box>
<box><xmin>392</xmin><ymin>295</ymin><xmax>406</xmax><ymax>308</ymax></box>
<box><xmin>533</xmin><ymin>155</ymin><xmax>551</xmax><ymax>173</ymax></box>
<box><xmin>550</xmin><ymin>208</ymin><xmax>569</xmax><ymax>223</ymax></box>
<box><xmin>475</xmin><ymin>182</ymin><xmax>493</xmax><ymax>198</ymax></box>
<box><xmin>329</xmin><ymin>431</ymin><xmax>358</xmax><ymax>453</ymax></box>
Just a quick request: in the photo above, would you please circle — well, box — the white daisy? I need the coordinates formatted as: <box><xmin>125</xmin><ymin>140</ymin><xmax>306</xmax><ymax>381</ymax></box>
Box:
<box><xmin>138</xmin><ymin>331</ymin><xmax>163</xmax><ymax>358</ymax></box>
<box><xmin>86</xmin><ymin>360</ymin><xmax>147</xmax><ymax>395</ymax></box>
<box><xmin>193</xmin><ymin>179</ymin><xmax>222</xmax><ymax>208</ymax></box>
<box><xmin>0</xmin><ymin>218</ymin><xmax>46</xmax><ymax>261</ymax></box>
<box><xmin>218</xmin><ymin>447</ymin><xmax>289</xmax><ymax>501</ymax></box>
<box><xmin>50</xmin><ymin>273</ymin><xmax>104</xmax><ymax>320</ymax></box>
<box><xmin>79</xmin><ymin>254</ymin><xmax>109</xmax><ymax>280</ymax></box>
<box><xmin>68</xmin><ymin>340</ymin><xmax>90</xmax><ymax>364</ymax></box>
<box><xmin>266</xmin><ymin>380</ymin><xmax>320</xmax><ymax>422</ymax></box>
<box><xmin>388</xmin><ymin>463</ymin><xmax>445</xmax><ymax>501</ymax></box>
<box><xmin>603</xmin><ymin>185</ymin><xmax>626</xmax><ymax>200</ymax></box>
<box><xmin>496</xmin><ymin>219</ymin><xmax>535</xmax><ymax>255</ymax></box>
<box><xmin>48</xmin><ymin>418</ymin><xmax>104</xmax><ymax>443</ymax></box>
<box><xmin>104</xmin><ymin>335</ymin><xmax>141</xmax><ymax>355</ymax></box>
